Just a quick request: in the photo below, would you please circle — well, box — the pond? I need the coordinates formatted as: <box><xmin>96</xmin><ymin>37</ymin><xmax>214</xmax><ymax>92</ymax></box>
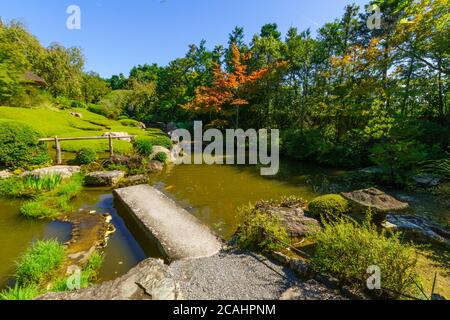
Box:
<box><xmin>1</xmin><ymin>158</ymin><xmax>449</xmax><ymax>289</ymax></box>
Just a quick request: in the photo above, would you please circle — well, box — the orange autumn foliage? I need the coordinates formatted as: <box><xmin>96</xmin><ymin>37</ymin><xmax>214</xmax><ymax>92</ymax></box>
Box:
<box><xmin>186</xmin><ymin>44</ymin><xmax>271</xmax><ymax>113</ymax></box>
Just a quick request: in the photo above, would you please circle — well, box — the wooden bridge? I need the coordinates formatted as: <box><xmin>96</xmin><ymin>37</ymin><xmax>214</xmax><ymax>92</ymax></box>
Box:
<box><xmin>39</xmin><ymin>135</ymin><xmax>137</xmax><ymax>164</ymax></box>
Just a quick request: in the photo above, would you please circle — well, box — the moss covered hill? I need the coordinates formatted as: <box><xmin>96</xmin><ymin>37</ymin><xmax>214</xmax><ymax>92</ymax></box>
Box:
<box><xmin>0</xmin><ymin>106</ymin><xmax>167</xmax><ymax>154</ymax></box>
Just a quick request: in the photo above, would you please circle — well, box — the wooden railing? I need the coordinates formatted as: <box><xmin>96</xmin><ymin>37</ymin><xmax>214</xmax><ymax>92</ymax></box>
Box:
<box><xmin>39</xmin><ymin>135</ymin><xmax>137</xmax><ymax>164</ymax></box>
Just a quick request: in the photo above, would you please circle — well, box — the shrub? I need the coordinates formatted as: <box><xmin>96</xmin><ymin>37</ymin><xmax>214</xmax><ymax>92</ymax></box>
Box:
<box><xmin>308</xmin><ymin>194</ymin><xmax>349</xmax><ymax>220</ymax></box>
<box><xmin>234</xmin><ymin>204</ymin><xmax>290</xmax><ymax>253</ymax></box>
<box><xmin>311</xmin><ymin>218</ymin><xmax>420</xmax><ymax>298</ymax></box>
<box><xmin>15</xmin><ymin>240</ymin><xmax>65</xmax><ymax>286</ymax></box>
<box><xmin>0</xmin><ymin>121</ymin><xmax>50</xmax><ymax>169</ymax></box>
<box><xmin>0</xmin><ymin>284</ymin><xmax>39</xmax><ymax>300</ymax></box>
<box><xmin>133</xmin><ymin>137</ymin><xmax>153</xmax><ymax>157</ymax></box>
<box><xmin>75</xmin><ymin>147</ymin><xmax>98</xmax><ymax>165</ymax></box>
<box><xmin>147</xmin><ymin>135</ymin><xmax>173</xmax><ymax>149</ymax></box>
<box><xmin>153</xmin><ymin>152</ymin><xmax>168</xmax><ymax>163</ymax></box>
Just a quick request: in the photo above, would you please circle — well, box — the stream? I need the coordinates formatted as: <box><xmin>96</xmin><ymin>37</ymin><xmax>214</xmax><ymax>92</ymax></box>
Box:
<box><xmin>1</xmin><ymin>158</ymin><xmax>449</xmax><ymax>289</ymax></box>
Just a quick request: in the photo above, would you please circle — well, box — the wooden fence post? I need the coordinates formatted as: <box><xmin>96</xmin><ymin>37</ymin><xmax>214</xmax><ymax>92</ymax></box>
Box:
<box><xmin>108</xmin><ymin>134</ymin><xmax>114</xmax><ymax>158</ymax></box>
<box><xmin>55</xmin><ymin>137</ymin><xmax>62</xmax><ymax>164</ymax></box>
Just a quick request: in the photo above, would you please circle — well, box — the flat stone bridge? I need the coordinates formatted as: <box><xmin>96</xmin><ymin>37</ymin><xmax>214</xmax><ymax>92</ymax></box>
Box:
<box><xmin>113</xmin><ymin>184</ymin><xmax>222</xmax><ymax>261</ymax></box>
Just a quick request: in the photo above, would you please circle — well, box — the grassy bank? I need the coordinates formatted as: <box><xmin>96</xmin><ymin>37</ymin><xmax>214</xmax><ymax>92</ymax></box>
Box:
<box><xmin>0</xmin><ymin>240</ymin><xmax>104</xmax><ymax>300</ymax></box>
<box><xmin>0</xmin><ymin>106</ymin><xmax>166</xmax><ymax>154</ymax></box>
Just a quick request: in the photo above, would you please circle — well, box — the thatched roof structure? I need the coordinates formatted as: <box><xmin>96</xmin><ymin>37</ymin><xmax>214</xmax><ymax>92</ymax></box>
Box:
<box><xmin>23</xmin><ymin>71</ymin><xmax>48</xmax><ymax>88</ymax></box>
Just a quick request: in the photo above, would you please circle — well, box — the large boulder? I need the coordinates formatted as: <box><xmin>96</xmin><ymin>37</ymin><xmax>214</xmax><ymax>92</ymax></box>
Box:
<box><xmin>341</xmin><ymin>188</ymin><xmax>409</xmax><ymax>220</ymax></box>
<box><xmin>255</xmin><ymin>201</ymin><xmax>321</xmax><ymax>238</ymax></box>
<box><xmin>27</xmin><ymin>166</ymin><xmax>81</xmax><ymax>179</ymax></box>
<box><xmin>37</xmin><ymin>258</ymin><xmax>181</xmax><ymax>300</ymax></box>
<box><xmin>85</xmin><ymin>171</ymin><xmax>125</xmax><ymax>186</ymax></box>
<box><xmin>383</xmin><ymin>215</ymin><xmax>450</xmax><ymax>247</ymax></box>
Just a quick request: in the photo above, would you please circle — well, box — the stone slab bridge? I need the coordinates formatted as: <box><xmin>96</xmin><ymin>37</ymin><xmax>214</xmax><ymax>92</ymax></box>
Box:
<box><xmin>113</xmin><ymin>184</ymin><xmax>222</xmax><ymax>260</ymax></box>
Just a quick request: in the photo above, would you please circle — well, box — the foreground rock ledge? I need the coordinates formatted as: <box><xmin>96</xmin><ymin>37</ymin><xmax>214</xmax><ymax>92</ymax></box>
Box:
<box><xmin>114</xmin><ymin>184</ymin><xmax>222</xmax><ymax>260</ymax></box>
<box><xmin>37</xmin><ymin>258</ymin><xmax>181</xmax><ymax>300</ymax></box>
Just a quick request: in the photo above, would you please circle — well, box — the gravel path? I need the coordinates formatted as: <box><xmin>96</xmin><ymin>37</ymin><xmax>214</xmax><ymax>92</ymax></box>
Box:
<box><xmin>169</xmin><ymin>250</ymin><xmax>343</xmax><ymax>300</ymax></box>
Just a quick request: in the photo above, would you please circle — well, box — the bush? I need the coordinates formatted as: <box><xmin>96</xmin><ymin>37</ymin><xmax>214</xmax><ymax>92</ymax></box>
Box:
<box><xmin>75</xmin><ymin>147</ymin><xmax>98</xmax><ymax>165</ymax></box>
<box><xmin>15</xmin><ymin>240</ymin><xmax>65</xmax><ymax>286</ymax></box>
<box><xmin>133</xmin><ymin>137</ymin><xmax>153</xmax><ymax>157</ymax></box>
<box><xmin>308</xmin><ymin>194</ymin><xmax>349</xmax><ymax>220</ymax></box>
<box><xmin>0</xmin><ymin>284</ymin><xmax>39</xmax><ymax>300</ymax></box>
<box><xmin>311</xmin><ymin>218</ymin><xmax>420</xmax><ymax>298</ymax></box>
<box><xmin>147</xmin><ymin>135</ymin><xmax>173</xmax><ymax>149</ymax></box>
<box><xmin>234</xmin><ymin>204</ymin><xmax>290</xmax><ymax>253</ymax></box>
<box><xmin>0</xmin><ymin>121</ymin><xmax>50</xmax><ymax>169</ymax></box>
<box><xmin>153</xmin><ymin>152</ymin><xmax>168</xmax><ymax>163</ymax></box>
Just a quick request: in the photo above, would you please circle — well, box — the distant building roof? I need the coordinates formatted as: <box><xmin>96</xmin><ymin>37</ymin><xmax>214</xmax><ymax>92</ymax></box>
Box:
<box><xmin>23</xmin><ymin>71</ymin><xmax>48</xmax><ymax>88</ymax></box>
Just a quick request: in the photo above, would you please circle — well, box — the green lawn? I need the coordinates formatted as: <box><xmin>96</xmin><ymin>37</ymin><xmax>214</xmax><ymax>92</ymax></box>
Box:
<box><xmin>0</xmin><ymin>106</ymin><xmax>165</xmax><ymax>154</ymax></box>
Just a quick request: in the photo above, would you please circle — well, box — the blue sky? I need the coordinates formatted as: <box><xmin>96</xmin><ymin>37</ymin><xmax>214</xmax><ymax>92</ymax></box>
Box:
<box><xmin>0</xmin><ymin>0</ymin><xmax>370</xmax><ymax>78</ymax></box>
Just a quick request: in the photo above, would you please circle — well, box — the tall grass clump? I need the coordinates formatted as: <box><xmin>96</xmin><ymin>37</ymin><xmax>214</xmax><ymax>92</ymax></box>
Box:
<box><xmin>15</xmin><ymin>240</ymin><xmax>65</xmax><ymax>286</ymax></box>
<box><xmin>23</xmin><ymin>174</ymin><xmax>63</xmax><ymax>192</ymax></box>
<box><xmin>0</xmin><ymin>174</ymin><xmax>62</xmax><ymax>199</ymax></box>
<box><xmin>0</xmin><ymin>284</ymin><xmax>39</xmax><ymax>300</ymax></box>
<box><xmin>234</xmin><ymin>203</ymin><xmax>290</xmax><ymax>253</ymax></box>
<box><xmin>311</xmin><ymin>216</ymin><xmax>420</xmax><ymax>298</ymax></box>
<box><xmin>20</xmin><ymin>200</ymin><xmax>58</xmax><ymax>219</ymax></box>
<box><xmin>19</xmin><ymin>173</ymin><xmax>83</xmax><ymax>219</ymax></box>
<box><xmin>52</xmin><ymin>251</ymin><xmax>104</xmax><ymax>292</ymax></box>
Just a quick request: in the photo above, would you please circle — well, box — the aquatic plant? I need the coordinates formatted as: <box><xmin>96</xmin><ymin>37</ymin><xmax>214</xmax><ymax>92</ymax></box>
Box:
<box><xmin>15</xmin><ymin>240</ymin><xmax>65</xmax><ymax>286</ymax></box>
<box><xmin>23</xmin><ymin>174</ymin><xmax>63</xmax><ymax>192</ymax></box>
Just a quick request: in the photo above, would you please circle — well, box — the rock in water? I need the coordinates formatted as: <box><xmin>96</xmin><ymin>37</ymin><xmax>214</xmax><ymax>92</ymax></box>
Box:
<box><xmin>341</xmin><ymin>188</ymin><xmax>409</xmax><ymax>220</ymax></box>
<box><xmin>383</xmin><ymin>215</ymin><xmax>450</xmax><ymax>247</ymax></box>
<box><xmin>37</xmin><ymin>258</ymin><xmax>181</xmax><ymax>300</ymax></box>
<box><xmin>413</xmin><ymin>174</ymin><xmax>442</xmax><ymax>188</ymax></box>
<box><xmin>84</xmin><ymin>171</ymin><xmax>125</xmax><ymax>186</ymax></box>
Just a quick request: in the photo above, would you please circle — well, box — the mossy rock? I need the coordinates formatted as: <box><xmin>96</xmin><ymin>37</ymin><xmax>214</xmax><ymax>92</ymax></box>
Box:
<box><xmin>308</xmin><ymin>194</ymin><xmax>349</xmax><ymax>220</ymax></box>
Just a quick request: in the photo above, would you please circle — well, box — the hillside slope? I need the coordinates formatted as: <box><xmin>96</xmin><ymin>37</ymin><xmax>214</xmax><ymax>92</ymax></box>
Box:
<box><xmin>0</xmin><ymin>107</ymin><xmax>164</xmax><ymax>154</ymax></box>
